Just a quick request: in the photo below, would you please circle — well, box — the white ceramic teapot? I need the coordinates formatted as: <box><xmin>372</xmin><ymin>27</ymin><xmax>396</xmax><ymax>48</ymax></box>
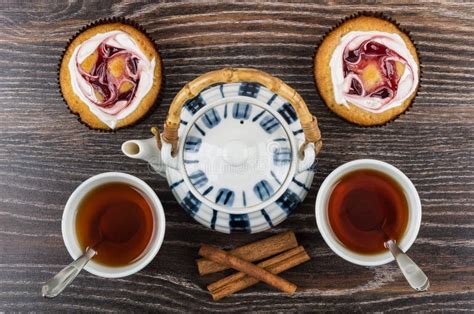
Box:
<box><xmin>122</xmin><ymin>68</ymin><xmax>322</xmax><ymax>233</ymax></box>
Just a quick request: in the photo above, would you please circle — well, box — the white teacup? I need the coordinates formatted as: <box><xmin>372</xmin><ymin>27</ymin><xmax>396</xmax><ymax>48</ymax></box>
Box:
<box><xmin>315</xmin><ymin>159</ymin><xmax>421</xmax><ymax>266</ymax></box>
<box><xmin>62</xmin><ymin>172</ymin><xmax>166</xmax><ymax>278</ymax></box>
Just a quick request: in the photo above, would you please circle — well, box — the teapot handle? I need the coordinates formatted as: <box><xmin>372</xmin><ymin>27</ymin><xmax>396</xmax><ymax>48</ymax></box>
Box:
<box><xmin>161</xmin><ymin>141</ymin><xmax>179</xmax><ymax>170</ymax></box>
<box><xmin>297</xmin><ymin>142</ymin><xmax>316</xmax><ymax>173</ymax></box>
<box><xmin>157</xmin><ymin>68</ymin><xmax>322</xmax><ymax>158</ymax></box>
<box><xmin>149</xmin><ymin>127</ymin><xmax>179</xmax><ymax>171</ymax></box>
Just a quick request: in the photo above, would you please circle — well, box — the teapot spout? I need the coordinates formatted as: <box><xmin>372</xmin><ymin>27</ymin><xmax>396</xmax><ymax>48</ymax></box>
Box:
<box><xmin>121</xmin><ymin>138</ymin><xmax>166</xmax><ymax>177</ymax></box>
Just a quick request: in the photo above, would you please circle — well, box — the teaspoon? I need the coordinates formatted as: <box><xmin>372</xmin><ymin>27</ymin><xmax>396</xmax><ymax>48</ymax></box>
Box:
<box><xmin>41</xmin><ymin>247</ymin><xmax>96</xmax><ymax>298</ymax></box>
<box><xmin>42</xmin><ymin>205</ymin><xmax>140</xmax><ymax>298</ymax></box>
<box><xmin>350</xmin><ymin>208</ymin><xmax>430</xmax><ymax>291</ymax></box>
<box><xmin>384</xmin><ymin>239</ymin><xmax>430</xmax><ymax>291</ymax></box>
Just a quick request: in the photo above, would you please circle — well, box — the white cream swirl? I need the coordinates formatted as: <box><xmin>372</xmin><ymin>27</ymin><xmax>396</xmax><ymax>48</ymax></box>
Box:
<box><xmin>329</xmin><ymin>31</ymin><xmax>419</xmax><ymax>113</ymax></box>
<box><xmin>68</xmin><ymin>31</ymin><xmax>156</xmax><ymax>129</ymax></box>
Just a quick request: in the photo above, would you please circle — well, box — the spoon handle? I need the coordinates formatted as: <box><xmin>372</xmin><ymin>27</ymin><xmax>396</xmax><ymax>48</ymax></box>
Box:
<box><xmin>385</xmin><ymin>240</ymin><xmax>430</xmax><ymax>291</ymax></box>
<box><xmin>42</xmin><ymin>247</ymin><xmax>97</xmax><ymax>298</ymax></box>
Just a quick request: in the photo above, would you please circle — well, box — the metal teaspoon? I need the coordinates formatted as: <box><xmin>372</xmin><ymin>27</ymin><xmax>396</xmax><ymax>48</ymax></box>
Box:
<box><xmin>41</xmin><ymin>247</ymin><xmax>97</xmax><ymax>298</ymax></box>
<box><xmin>350</xmin><ymin>208</ymin><xmax>430</xmax><ymax>291</ymax></box>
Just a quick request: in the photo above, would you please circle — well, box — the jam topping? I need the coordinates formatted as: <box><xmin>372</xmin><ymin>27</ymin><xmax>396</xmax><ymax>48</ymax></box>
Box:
<box><xmin>329</xmin><ymin>31</ymin><xmax>418</xmax><ymax>113</ymax></box>
<box><xmin>69</xmin><ymin>31</ymin><xmax>157</xmax><ymax>129</ymax></box>
<box><xmin>342</xmin><ymin>39</ymin><xmax>407</xmax><ymax>107</ymax></box>
<box><xmin>77</xmin><ymin>42</ymin><xmax>141</xmax><ymax>115</ymax></box>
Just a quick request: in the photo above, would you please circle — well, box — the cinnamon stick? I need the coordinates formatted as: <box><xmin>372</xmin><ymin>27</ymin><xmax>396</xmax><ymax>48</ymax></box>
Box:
<box><xmin>208</xmin><ymin>246</ymin><xmax>310</xmax><ymax>300</ymax></box>
<box><xmin>196</xmin><ymin>231</ymin><xmax>298</xmax><ymax>275</ymax></box>
<box><xmin>199</xmin><ymin>244</ymin><xmax>297</xmax><ymax>295</ymax></box>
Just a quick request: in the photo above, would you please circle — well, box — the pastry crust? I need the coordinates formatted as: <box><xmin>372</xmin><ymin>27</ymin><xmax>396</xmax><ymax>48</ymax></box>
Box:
<box><xmin>60</xmin><ymin>23</ymin><xmax>162</xmax><ymax>130</ymax></box>
<box><xmin>314</xmin><ymin>16</ymin><xmax>419</xmax><ymax>126</ymax></box>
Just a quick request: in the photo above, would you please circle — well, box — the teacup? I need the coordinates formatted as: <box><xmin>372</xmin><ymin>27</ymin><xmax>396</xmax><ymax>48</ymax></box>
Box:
<box><xmin>62</xmin><ymin>172</ymin><xmax>166</xmax><ymax>278</ymax></box>
<box><xmin>315</xmin><ymin>159</ymin><xmax>421</xmax><ymax>266</ymax></box>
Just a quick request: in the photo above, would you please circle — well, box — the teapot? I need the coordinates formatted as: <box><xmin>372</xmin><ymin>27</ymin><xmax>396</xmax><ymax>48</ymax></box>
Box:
<box><xmin>122</xmin><ymin>68</ymin><xmax>322</xmax><ymax>233</ymax></box>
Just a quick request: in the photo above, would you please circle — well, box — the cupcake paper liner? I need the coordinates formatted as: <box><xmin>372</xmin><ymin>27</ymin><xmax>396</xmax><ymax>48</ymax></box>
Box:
<box><xmin>57</xmin><ymin>17</ymin><xmax>164</xmax><ymax>132</ymax></box>
<box><xmin>312</xmin><ymin>11</ymin><xmax>422</xmax><ymax>128</ymax></box>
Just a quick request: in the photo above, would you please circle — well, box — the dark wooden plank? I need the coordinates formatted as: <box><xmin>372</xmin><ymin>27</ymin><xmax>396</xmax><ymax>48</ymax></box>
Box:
<box><xmin>0</xmin><ymin>0</ymin><xmax>473</xmax><ymax>312</ymax></box>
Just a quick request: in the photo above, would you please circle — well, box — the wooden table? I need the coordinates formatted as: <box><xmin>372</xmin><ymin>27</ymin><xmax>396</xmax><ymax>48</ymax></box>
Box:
<box><xmin>1</xmin><ymin>1</ymin><xmax>473</xmax><ymax>312</ymax></box>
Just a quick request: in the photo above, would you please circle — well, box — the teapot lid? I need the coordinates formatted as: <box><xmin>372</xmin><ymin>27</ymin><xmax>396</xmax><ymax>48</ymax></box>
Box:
<box><xmin>179</xmin><ymin>90</ymin><xmax>297</xmax><ymax>214</ymax></box>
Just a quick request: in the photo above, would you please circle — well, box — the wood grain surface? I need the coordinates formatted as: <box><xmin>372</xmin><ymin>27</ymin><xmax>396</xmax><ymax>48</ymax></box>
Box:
<box><xmin>0</xmin><ymin>0</ymin><xmax>473</xmax><ymax>312</ymax></box>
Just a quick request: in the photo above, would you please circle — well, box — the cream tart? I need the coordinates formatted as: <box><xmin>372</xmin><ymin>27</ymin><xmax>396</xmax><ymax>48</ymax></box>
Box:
<box><xmin>60</xmin><ymin>22</ymin><xmax>162</xmax><ymax>130</ymax></box>
<box><xmin>314</xmin><ymin>16</ymin><xmax>420</xmax><ymax>126</ymax></box>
